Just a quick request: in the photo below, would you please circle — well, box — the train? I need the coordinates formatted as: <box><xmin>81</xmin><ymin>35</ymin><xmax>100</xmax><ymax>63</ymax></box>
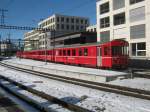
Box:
<box><xmin>17</xmin><ymin>39</ymin><xmax>129</xmax><ymax>69</ymax></box>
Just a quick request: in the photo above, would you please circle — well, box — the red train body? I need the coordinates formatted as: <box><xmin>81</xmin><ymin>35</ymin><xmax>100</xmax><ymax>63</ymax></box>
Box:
<box><xmin>17</xmin><ymin>39</ymin><xmax>129</xmax><ymax>69</ymax></box>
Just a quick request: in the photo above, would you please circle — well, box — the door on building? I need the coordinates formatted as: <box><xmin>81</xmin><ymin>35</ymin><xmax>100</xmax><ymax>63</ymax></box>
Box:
<box><xmin>97</xmin><ymin>47</ymin><xmax>102</xmax><ymax>67</ymax></box>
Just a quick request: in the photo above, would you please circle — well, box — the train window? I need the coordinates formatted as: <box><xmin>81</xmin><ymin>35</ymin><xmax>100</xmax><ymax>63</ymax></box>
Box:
<box><xmin>56</xmin><ymin>50</ymin><xmax>59</xmax><ymax>56</ymax></box>
<box><xmin>67</xmin><ymin>50</ymin><xmax>70</xmax><ymax>56</ymax></box>
<box><xmin>79</xmin><ymin>49</ymin><xmax>82</xmax><ymax>56</ymax></box>
<box><xmin>59</xmin><ymin>50</ymin><xmax>62</xmax><ymax>56</ymax></box>
<box><xmin>46</xmin><ymin>51</ymin><xmax>49</xmax><ymax>55</ymax></box>
<box><xmin>63</xmin><ymin>50</ymin><xmax>66</xmax><ymax>56</ymax></box>
<box><xmin>84</xmin><ymin>48</ymin><xmax>88</xmax><ymax>56</ymax></box>
<box><xmin>72</xmin><ymin>49</ymin><xmax>76</xmax><ymax>56</ymax></box>
<box><xmin>112</xmin><ymin>46</ymin><xmax>127</xmax><ymax>56</ymax></box>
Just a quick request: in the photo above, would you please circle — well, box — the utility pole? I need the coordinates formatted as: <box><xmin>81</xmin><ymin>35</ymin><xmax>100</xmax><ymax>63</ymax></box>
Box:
<box><xmin>0</xmin><ymin>9</ymin><xmax>8</xmax><ymax>25</ymax></box>
<box><xmin>0</xmin><ymin>34</ymin><xmax>1</xmax><ymax>56</ymax></box>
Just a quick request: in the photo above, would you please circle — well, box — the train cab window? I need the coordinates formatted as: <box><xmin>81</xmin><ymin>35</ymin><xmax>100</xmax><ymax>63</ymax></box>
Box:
<box><xmin>72</xmin><ymin>49</ymin><xmax>76</xmax><ymax>56</ymax></box>
<box><xmin>84</xmin><ymin>48</ymin><xmax>88</xmax><ymax>56</ymax></box>
<box><xmin>79</xmin><ymin>49</ymin><xmax>82</xmax><ymax>56</ymax></box>
<box><xmin>67</xmin><ymin>50</ymin><xmax>70</xmax><ymax>56</ymax></box>
<box><xmin>112</xmin><ymin>46</ymin><xmax>128</xmax><ymax>56</ymax></box>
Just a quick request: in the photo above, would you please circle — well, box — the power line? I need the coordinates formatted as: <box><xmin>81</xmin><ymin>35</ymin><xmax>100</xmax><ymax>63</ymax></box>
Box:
<box><xmin>0</xmin><ymin>24</ymin><xmax>52</xmax><ymax>32</ymax></box>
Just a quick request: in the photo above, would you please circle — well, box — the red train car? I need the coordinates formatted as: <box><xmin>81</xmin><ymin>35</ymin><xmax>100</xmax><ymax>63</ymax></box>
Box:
<box><xmin>17</xmin><ymin>39</ymin><xmax>129</xmax><ymax>69</ymax></box>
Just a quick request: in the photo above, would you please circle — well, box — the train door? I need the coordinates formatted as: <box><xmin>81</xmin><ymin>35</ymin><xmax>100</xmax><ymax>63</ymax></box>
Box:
<box><xmin>97</xmin><ymin>47</ymin><xmax>102</xmax><ymax>67</ymax></box>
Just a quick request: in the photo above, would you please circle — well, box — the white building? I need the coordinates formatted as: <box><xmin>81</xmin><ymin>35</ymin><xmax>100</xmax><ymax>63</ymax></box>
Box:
<box><xmin>24</xmin><ymin>14</ymin><xmax>90</xmax><ymax>50</ymax></box>
<box><xmin>96</xmin><ymin>0</ymin><xmax>150</xmax><ymax>62</ymax></box>
<box><xmin>86</xmin><ymin>25</ymin><xmax>97</xmax><ymax>32</ymax></box>
<box><xmin>24</xmin><ymin>30</ymin><xmax>39</xmax><ymax>51</ymax></box>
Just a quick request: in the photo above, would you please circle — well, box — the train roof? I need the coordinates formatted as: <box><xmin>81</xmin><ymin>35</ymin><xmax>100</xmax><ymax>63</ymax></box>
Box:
<box><xmin>23</xmin><ymin>39</ymin><xmax>128</xmax><ymax>52</ymax></box>
<box><xmin>54</xmin><ymin>39</ymin><xmax>128</xmax><ymax>49</ymax></box>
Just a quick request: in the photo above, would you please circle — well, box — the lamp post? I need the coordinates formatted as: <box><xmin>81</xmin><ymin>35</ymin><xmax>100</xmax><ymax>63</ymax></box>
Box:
<box><xmin>0</xmin><ymin>35</ymin><xmax>1</xmax><ymax>56</ymax></box>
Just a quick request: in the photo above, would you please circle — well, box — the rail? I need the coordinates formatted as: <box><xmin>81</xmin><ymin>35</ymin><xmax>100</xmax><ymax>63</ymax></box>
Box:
<box><xmin>0</xmin><ymin>62</ymin><xmax>150</xmax><ymax>101</ymax></box>
<box><xmin>0</xmin><ymin>73</ymin><xmax>92</xmax><ymax>112</ymax></box>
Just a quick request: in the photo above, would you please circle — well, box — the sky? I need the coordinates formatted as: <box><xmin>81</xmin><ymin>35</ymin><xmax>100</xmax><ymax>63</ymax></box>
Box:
<box><xmin>0</xmin><ymin>0</ymin><xmax>96</xmax><ymax>40</ymax></box>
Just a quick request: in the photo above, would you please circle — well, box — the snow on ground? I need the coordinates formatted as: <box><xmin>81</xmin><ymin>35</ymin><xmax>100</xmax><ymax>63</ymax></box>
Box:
<box><xmin>0</xmin><ymin>80</ymin><xmax>71</xmax><ymax>112</ymax></box>
<box><xmin>0</xmin><ymin>87</ymin><xmax>39</xmax><ymax>112</ymax></box>
<box><xmin>0</xmin><ymin>64</ymin><xmax>150</xmax><ymax>112</ymax></box>
<box><xmin>108</xmin><ymin>78</ymin><xmax>150</xmax><ymax>91</ymax></box>
<box><xmin>2</xmin><ymin>57</ymin><xmax>127</xmax><ymax>76</ymax></box>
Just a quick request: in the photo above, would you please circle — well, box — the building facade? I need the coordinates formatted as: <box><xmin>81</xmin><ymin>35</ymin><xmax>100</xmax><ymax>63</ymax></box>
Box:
<box><xmin>24</xmin><ymin>14</ymin><xmax>90</xmax><ymax>50</ymax></box>
<box><xmin>96</xmin><ymin>0</ymin><xmax>150</xmax><ymax>61</ymax></box>
<box><xmin>24</xmin><ymin>30</ymin><xmax>39</xmax><ymax>51</ymax></box>
<box><xmin>86</xmin><ymin>25</ymin><xmax>97</xmax><ymax>32</ymax></box>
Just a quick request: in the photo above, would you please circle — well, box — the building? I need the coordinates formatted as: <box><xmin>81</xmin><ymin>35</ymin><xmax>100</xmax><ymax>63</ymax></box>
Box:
<box><xmin>0</xmin><ymin>39</ymin><xmax>18</xmax><ymax>56</ymax></box>
<box><xmin>24</xmin><ymin>14</ymin><xmax>90</xmax><ymax>50</ymax></box>
<box><xmin>24</xmin><ymin>30</ymin><xmax>39</xmax><ymax>51</ymax></box>
<box><xmin>96</xmin><ymin>0</ymin><xmax>150</xmax><ymax>67</ymax></box>
<box><xmin>86</xmin><ymin>25</ymin><xmax>97</xmax><ymax>32</ymax></box>
<box><xmin>50</xmin><ymin>31</ymin><xmax>97</xmax><ymax>48</ymax></box>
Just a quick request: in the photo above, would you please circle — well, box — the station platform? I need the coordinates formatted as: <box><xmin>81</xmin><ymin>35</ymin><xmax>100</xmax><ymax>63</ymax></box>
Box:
<box><xmin>0</xmin><ymin>91</ymin><xmax>25</xmax><ymax>112</ymax></box>
<box><xmin>2</xmin><ymin>58</ymin><xmax>130</xmax><ymax>82</ymax></box>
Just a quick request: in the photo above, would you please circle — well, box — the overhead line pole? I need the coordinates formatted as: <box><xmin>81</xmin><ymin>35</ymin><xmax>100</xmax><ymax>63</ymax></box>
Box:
<box><xmin>0</xmin><ymin>9</ymin><xmax>8</xmax><ymax>25</ymax></box>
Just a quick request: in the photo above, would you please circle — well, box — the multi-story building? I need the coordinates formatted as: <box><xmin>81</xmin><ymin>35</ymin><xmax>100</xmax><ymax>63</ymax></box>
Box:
<box><xmin>86</xmin><ymin>25</ymin><xmax>97</xmax><ymax>32</ymax></box>
<box><xmin>24</xmin><ymin>14</ymin><xmax>90</xmax><ymax>50</ymax></box>
<box><xmin>24</xmin><ymin>30</ymin><xmax>39</xmax><ymax>51</ymax></box>
<box><xmin>96</xmin><ymin>0</ymin><xmax>150</xmax><ymax>67</ymax></box>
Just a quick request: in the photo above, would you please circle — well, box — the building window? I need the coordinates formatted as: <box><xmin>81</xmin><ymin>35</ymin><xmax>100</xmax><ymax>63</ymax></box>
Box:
<box><xmin>57</xmin><ymin>24</ymin><xmax>59</xmax><ymax>29</ymax></box>
<box><xmin>81</xmin><ymin>19</ymin><xmax>83</xmax><ymax>24</ymax></box>
<box><xmin>71</xmin><ymin>25</ymin><xmax>74</xmax><ymax>30</ymax></box>
<box><xmin>130</xmin><ymin>24</ymin><xmax>145</xmax><ymax>39</ymax></box>
<box><xmin>61</xmin><ymin>17</ymin><xmax>64</xmax><ymax>22</ymax></box>
<box><xmin>53</xmin><ymin>18</ymin><xmax>55</xmax><ymax>22</ymax></box>
<box><xmin>85</xmin><ymin>20</ymin><xmax>88</xmax><ymax>24</ymax></box>
<box><xmin>100</xmin><ymin>2</ymin><xmax>109</xmax><ymax>14</ymax></box>
<box><xmin>100</xmin><ymin>17</ymin><xmax>110</xmax><ymax>28</ymax></box>
<box><xmin>66</xmin><ymin>18</ymin><xmax>69</xmax><ymax>23</ymax></box>
<box><xmin>114</xmin><ymin>12</ymin><xmax>125</xmax><ymax>25</ymax></box>
<box><xmin>76</xmin><ymin>25</ymin><xmax>79</xmax><ymax>30</ymax></box>
<box><xmin>57</xmin><ymin>17</ymin><xmax>59</xmax><ymax>22</ymax></box>
<box><xmin>71</xmin><ymin>18</ymin><xmax>74</xmax><ymax>23</ymax></box>
<box><xmin>132</xmin><ymin>42</ymin><xmax>146</xmax><ymax>56</ymax></box>
<box><xmin>100</xmin><ymin>31</ymin><xmax>110</xmax><ymax>43</ymax></box>
<box><xmin>130</xmin><ymin>0</ymin><xmax>144</xmax><ymax>5</ymax></box>
<box><xmin>130</xmin><ymin>7</ymin><xmax>145</xmax><ymax>23</ymax></box>
<box><xmin>76</xmin><ymin>19</ymin><xmax>79</xmax><ymax>23</ymax></box>
<box><xmin>61</xmin><ymin>24</ymin><xmax>64</xmax><ymax>29</ymax></box>
<box><xmin>113</xmin><ymin>0</ymin><xmax>125</xmax><ymax>10</ymax></box>
<box><xmin>80</xmin><ymin>26</ymin><xmax>83</xmax><ymax>30</ymax></box>
<box><xmin>66</xmin><ymin>25</ymin><xmax>70</xmax><ymax>30</ymax></box>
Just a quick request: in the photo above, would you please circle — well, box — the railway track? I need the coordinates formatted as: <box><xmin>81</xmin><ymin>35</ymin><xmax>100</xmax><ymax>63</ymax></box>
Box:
<box><xmin>0</xmin><ymin>74</ymin><xmax>91</xmax><ymax>112</ymax></box>
<box><xmin>0</xmin><ymin>62</ymin><xmax>150</xmax><ymax>101</ymax></box>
